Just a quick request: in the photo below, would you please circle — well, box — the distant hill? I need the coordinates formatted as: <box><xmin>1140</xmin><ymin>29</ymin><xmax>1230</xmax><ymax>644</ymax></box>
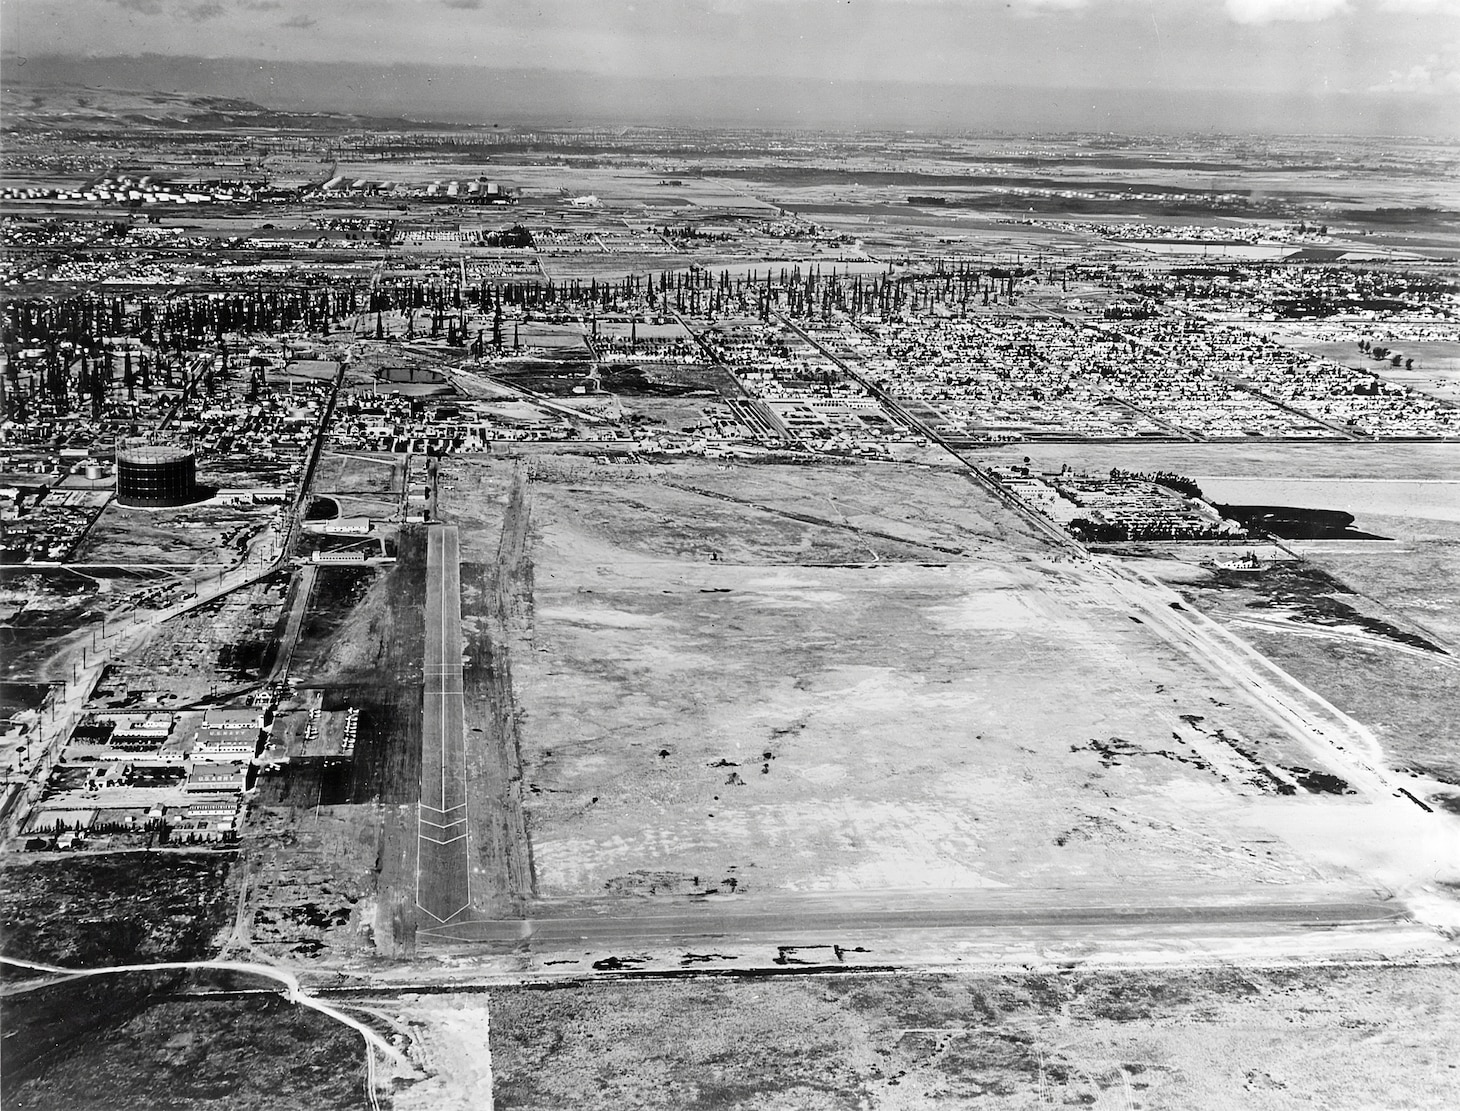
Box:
<box><xmin>0</xmin><ymin>79</ymin><xmax>431</xmax><ymax>133</ymax></box>
<box><xmin>3</xmin><ymin>54</ymin><xmax>1455</xmax><ymax>136</ymax></box>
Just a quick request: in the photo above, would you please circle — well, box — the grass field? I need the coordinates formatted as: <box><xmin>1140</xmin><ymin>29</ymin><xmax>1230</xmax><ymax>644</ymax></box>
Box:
<box><xmin>311</xmin><ymin>451</ymin><xmax>406</xmax><ymax>495</ymax></box>
<box><xmin>0</xmin><ymin>853</ymin><xmax>235</xmax><ymax>966</ymax></box>
<box><xmin>461</xmin><ymin>962</ymin><xmax>1460</xmax><ymax>1111</ymax></box>
<box><xmin>3</xmin><ymin>982</ymin><xmax>367</xmax><ymax>1111</ymax></box>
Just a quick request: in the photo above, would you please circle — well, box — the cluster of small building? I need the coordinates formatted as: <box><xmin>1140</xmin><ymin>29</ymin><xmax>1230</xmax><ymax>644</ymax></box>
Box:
<box><xmin>847</xmin><ymin>313</ymin><xmax>1170</xmax><ymax>440</ymax></box>
<box><xmin>589</xmin><ymin>333</ymin><xmax>701</xmax><ymax>363</ymax></box>
<box><xmin>698</xmin><ymin>321</ymin><xmax>917</xmax><ymax>454</ymax></box>
<box><xmin>989</xmin><ymin>465</ymin><xmax>1246</xmax><ymax>541</ymax></box>
<box><xmin>0</xmin><ymin>483</ymin><xmax>110</xmax><ymax>563</ymax></box>
<box><xmin>991</xmin><ymin>185</ymin><xmax>1251</xmax><ymax>209</ymax></box>
<box><xmin>1118</xmin><ymin>316</ymin><xmax>1460</xmax><ymax>437</ymax></box>
<box><xmin>318</xmin><ymin>177</ymin><xmax>510</xmax><ymax>202</ymax></box>
<box><xmin>0</xmin><ymin>175</ymin><xmax>265</xmax><ymax>206</ymax></box>
<box><xmin>815</xmin><ymin>292</ymin><xmax>1456</xmax><ymax>441</ymax></box>
<box><xmin>328</xmin><ymin>392</ymin><xmax>577</xmax><ymax>454</ymax></box>
<box><xmin>1156</xmin><ymin>264</ymin><xmax>1457</xmax><ymax>321</ymax></box>
<box><xmin>1012</xmin><ymin>218</ymin><xmax>1330</xmax><ymax>244</ymax></box>
<box><xmin>23</xmin><ymin>706</ymin><xmax>272</xmax><ymax>848</ymax></box>
<box><xmin>0</xmin><ymin>343</ymin><xmax>333</xmax><ymax>561</ymax></box>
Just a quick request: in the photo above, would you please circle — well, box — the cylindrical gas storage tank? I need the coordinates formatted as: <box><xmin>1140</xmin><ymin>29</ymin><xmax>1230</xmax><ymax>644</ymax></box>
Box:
<box><xmin>116</xmin><ymin>446</ymin><xmax>197</xmax><ymax>507</ymax></box>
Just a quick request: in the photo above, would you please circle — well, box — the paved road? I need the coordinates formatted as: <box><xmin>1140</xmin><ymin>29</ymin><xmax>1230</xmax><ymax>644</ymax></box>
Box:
<box><xmin>417</xmin><ymin>525</ymin><xmax>471</xmax><ymax>924</ymax></box>
<box><xmin>416</xmin><ymin>888</ymin><xmax>1398</xmax><ymax>946</ymax></box>
<box><xmin>266</xmin><ymin>563</ymin><xmax>316</xmax><ymax>683</ymax></box>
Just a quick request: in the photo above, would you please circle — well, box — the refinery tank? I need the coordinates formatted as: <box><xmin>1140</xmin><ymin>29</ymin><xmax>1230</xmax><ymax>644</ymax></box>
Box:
<box><xmin>115</xmin><ymin>446</ymin><xmax>197</xmax><ymax>507</ymax></box>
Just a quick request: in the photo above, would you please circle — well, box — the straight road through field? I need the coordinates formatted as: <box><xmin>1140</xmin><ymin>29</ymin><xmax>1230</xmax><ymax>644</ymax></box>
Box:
<box><xmin>417</xmin><ymin>525</ymin><xmax>471</xmax><ymax>923</ymax></box>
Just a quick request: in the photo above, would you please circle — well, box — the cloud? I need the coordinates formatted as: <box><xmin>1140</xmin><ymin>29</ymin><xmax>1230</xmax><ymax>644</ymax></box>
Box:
<box><xmin>1376</xmin><ymin>0</ymin><xmax>1460</xmax><ymax>10</ymax></box>
<box><xmin>280</xmin><ymin>12</ymin><xmax>317</xmax><ymax>28</ymax></box>
<box><xmin>1368</xmin><ymin>42</ymin><xmax>1460</xmax><ymax>92</ymax></box>
<box><xmin>1224</xmin><ymin>0</ymin><xmax>1350</xmax><ymax>22</ymax></box>
<box><xmin>104</xmin><ymin>0</ymin><xmax>261</xmax><ymax>15</ymax></box>
<box><xmin>1368</xmin><ymin>62</ymin><xmax>1460</xmax><ymax>91</ymax></box>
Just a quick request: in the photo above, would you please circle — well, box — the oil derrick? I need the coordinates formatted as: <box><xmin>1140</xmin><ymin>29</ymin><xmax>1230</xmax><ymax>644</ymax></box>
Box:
<box><xmin>248</xmin><ymin>353</ymin><xmax>266</xmax><ymax>400</ymax></box>
<box><xmin>46</xmin><ymin>348</ymin><xmax>68</xmax><ymax>410</ymax></box>
<box><xmin>83</xmin><ymin>351</ymin><xmax>103</xmax><ymax>420</ymax></box>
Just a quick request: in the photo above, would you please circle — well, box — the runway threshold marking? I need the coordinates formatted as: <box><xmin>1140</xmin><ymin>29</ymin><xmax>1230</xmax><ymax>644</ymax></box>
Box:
<box><xmin>415</xmin><ymin>525</ymin><xmax>472</xmax><ymax>924</ymax></box>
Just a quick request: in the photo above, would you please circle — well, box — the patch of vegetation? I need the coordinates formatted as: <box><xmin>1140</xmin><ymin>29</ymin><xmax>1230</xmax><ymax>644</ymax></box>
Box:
<box><xmin>1216</xmin><ymin>504</ymin><xmax>1387</xmax><ymax>541</ymax></box>
<box><xmin>1191</xmin><ymin>562</ymin><xmax>1444</xmax><ymax>654</ymax></box>
<box><xmin>2</xmin><ymin>989</ymin><xmax>367</xmax><ymax>1111</ymax></box>
<box><xmin>0</xmin><ymin>853</ymin><xmax>234</xmax><ymax>966</ymax></box>
<box><xmin>482</xmin><ymin>224</ymin><xmax>535</xmax><ymax>248</ymax></box>
<box><xmin>304</xmin><ymin>495</ymin><xmax>339</xmax><ymax>521</ymax></box>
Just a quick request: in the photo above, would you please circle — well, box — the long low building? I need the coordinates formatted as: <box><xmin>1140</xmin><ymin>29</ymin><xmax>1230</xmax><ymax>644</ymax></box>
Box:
<box><xmin>184</xmin><ymin>762</ymin><xmax>248</xmax><ymax>793</ymax></box>
<box><xmin>191</xmin><ymin>727</ymin><xmax>258</xmax><ymax>761</ymax></box>
<box><xmin>203</xmin><ymin>708</ymin><xmax>265</xmax><ymax>732</ymax></box>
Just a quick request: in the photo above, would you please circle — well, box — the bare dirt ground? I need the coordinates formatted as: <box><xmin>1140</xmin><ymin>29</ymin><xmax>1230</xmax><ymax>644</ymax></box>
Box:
<box><xmin>239</xmin><ymin>805</ymin><xmax>382</xmax><ymax>962</ymax></box>
<box><xmin>111</xmin><ymin>572</ymin><xmax>290</xmax><ymax>689</ymax></box>
<box><xmin>74</xmin><ymin>500</ymin><xmax>277</xmax><ymax>566</ymax></box>
<box><xmin>435</xmin><ymin>455</ymin><xmax>1446</xmax><ymax>913</ymax></box>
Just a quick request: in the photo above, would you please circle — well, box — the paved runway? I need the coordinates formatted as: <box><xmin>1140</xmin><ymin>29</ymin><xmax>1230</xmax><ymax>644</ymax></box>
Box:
<box><xmin>417</xmin><ymin>525</ymin><xmax>471</xmax><ymax>924</ymax></box>
<box><xmin>416</xmin><ymin>888</ymin><xmax>1398</xmax><ymax>947</ymax></box>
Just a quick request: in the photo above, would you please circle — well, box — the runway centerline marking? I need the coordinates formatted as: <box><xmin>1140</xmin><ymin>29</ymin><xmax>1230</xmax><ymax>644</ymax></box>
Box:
<box><xmin>415</xmin><ymin>525</ymin><xmax>472</xmax><ymax>924</ymax></box>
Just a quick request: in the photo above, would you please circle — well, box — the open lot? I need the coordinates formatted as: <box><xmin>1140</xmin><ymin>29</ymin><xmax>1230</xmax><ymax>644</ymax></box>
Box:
<box><xmin>74</xmin><ymin>500</ymin><xmax>277</xmax><ymax>567</ymax></box>
<box><xmin>426</xmin><ymin>456</ymin><xmax>1453</xmax><ymax>917</ymax></box>
<box><xmin>311</xmin><ymin>451</ymin><xmax>407</xmax><ymax>496</ymax></box>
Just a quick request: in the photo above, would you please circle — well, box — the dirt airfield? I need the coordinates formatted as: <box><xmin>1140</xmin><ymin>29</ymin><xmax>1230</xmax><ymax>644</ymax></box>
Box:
<box><xmin>428</xmin><ymin>455</ymin><xmax>1460</xmax><ymax>928</ymax></box>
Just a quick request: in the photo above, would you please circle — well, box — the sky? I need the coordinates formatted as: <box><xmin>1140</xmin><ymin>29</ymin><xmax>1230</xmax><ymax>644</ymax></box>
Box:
<box><xmin>3</xmin><ymin>0</ymin><xmax>1459</xmax><ymax>132</ymax></box>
